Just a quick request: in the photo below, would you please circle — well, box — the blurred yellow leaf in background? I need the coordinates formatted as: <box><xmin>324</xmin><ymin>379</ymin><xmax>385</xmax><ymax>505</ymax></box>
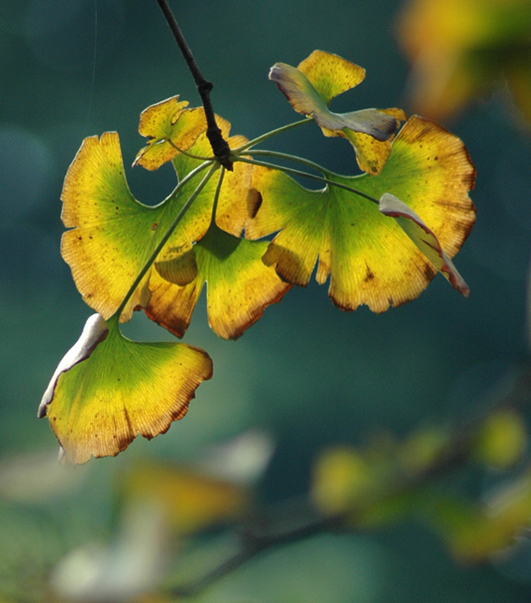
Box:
<box><xmin>399</xmin><ymin>0</ymin><xmax>531</xmax><ymax>125</ymax></box>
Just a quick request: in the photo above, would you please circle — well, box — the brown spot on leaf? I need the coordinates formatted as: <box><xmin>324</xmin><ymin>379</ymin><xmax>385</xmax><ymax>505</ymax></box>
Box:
<box><xmin>151</xmin><ymin>223</ymin><xmax>158</xmax><ymax>231</ymax></box>
<box><xmin>247</xmin><ymin>188</ymin><xmax>262</xmax><ymax>219</ymax></box>
<box><xmin>364</xmin><ymin>264</ymin><xmax>375</xmax><ymax>282</ymax></box>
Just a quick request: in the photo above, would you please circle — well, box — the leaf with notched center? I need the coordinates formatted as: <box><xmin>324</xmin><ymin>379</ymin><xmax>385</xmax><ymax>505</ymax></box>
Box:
<box><xmin>270</xmin><ymin>50</ymin><xmax>406</xmax><ymax>174</ymax></box>
<box><xmin>61</xmin><ymin>117</ymin><xmax>251</xmax><ymax>334</ymax></box>
<box><xmin>38</xmin><ymin>315</ymin><xmax>212</xmax><ymax>464</ymax></box>
<box><xmin>247</xmin><ymin>116</ymin><xmax>475</xmax><ymax>312</ymax></box>
<box><xmin>147</xmin><ymin>221</ymin><xmax>292</xmax><ymax>340</ymax></box>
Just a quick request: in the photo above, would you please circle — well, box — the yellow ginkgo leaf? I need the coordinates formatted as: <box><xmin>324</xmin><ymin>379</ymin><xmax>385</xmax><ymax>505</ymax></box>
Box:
<box><xmin>133</xmin><ymin>96</ymin><xmax>208</xmax><ymax>171</ymax></box>
<box><xmin>147</xmin><ymin>221</ymin><xmax>292</xmax><ymax>339</ymax></box>
<box><xmin>61</xmin><ymin>117</ymin><xmax>252</xmax><ymax>336</ymax></box>
<box><xmin>61</xmin><ymin>132</ymin><xmax>162</xmax><ymax>322</ymax></box>
<box><xmin>38</xmin><ymin>315</ymin><xmax>212</xmax><ymax>464</ymax></box>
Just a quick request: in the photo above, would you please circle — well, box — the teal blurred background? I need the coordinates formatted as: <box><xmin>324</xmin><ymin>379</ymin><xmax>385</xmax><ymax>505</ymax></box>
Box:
<box><xmin>1</xmin><ymin>0</ymin><xmax>531</xmax><ymax>601</ymax></box>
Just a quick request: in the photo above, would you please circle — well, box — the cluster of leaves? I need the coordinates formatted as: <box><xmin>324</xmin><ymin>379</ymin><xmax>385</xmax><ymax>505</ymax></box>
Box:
<box><xmin>39</xmin><ymin>50</ymin><xmax>476</xmax><ymax>465</ymax></box>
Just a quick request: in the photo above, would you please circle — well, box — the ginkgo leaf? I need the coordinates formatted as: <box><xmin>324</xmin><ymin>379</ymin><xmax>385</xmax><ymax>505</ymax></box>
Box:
<box><xmin>147</xmin><ymin>221</ymin><xmax>292</xmax><ymax>340</ymax></box>
<box><xmin>38</xmin><ymin>314</ymin><xmax>212</xmax><ymax>464</ymax></box>
<box><xmin>61</xmin><ymin>120</ymin><xmax>251</xmax><ymax>332</ymax></box>
<box><xmin>379</xmin><ymin>193</ymin><xmax>469</xmax><ymax>296</ymax></box>
<box><xmin>133</xmin><ymin>96</ymin><xmax>208</xmax><ymax>171</ymax></box>
<box><xmin>270</xmin><ymin>50</ymin><xmax>405</xmax><ymax>174</ymax></box>
<box><xmin>247</xmin><ymin>115</ymin><xmax>475</xmax><ymax>312</ymax></box>
<box><xmin>61</xmin><ymin>132</ymin><xmax>165</xmax><ymax>322</ymax></box>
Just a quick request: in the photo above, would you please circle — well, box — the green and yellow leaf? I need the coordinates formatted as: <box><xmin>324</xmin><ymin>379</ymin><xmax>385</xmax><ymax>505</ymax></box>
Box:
<box><xmin>247</xmin><ymin>116</ymin><xmax>475</xmax><ymax>312</ymax></box>
<box><xmin>147</xmin><ymin>221</ymin><xmax>292</xmax><ymax>340</ymax></box>
<box><xmin>61</xmin><ymin>116</ymin><xmax>252</xmax><ymax>337</ymax></box>
<box><xmin>270</xmin><ymin>50</ymin><xmax>405</xmax><ymax>174</ymax></box>
<box><xmin>61</xmin><ymin>132</ymin><xmax>164</xmax><ymax>322</ymax></box>
<box><xmin>39</xmin><ymin>315</ymin><xmax>212</xmax><ymax>464</ymax></box>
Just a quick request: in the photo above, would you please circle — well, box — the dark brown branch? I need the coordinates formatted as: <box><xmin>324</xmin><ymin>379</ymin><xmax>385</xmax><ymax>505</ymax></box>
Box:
<box><xmin>155</xmin><ymin>0</ymin><xmax>233</xmax><ymax>170</ymax></box>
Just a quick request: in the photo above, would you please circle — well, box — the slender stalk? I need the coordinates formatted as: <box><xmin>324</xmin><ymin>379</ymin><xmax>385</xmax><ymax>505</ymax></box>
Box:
<box><xmin>112</xmin><ymin>162</ymin><xmax>219</xmax><ymax>320</ymax></box>
<box><xmin>171</xmin><ymin>509</ymin><xmax>340</xmax><ymax>597</ymax></box>
<box><xmin>232</xmin><ymin>119</ymin><xmax>311</xmax><ymax>153</ymax></box>
<box><xmin>155</xmin><ymin>0</ymin><xmax>232</xmax><ymax>169</ymax></box>
<box><xmin>151</xmin><ymin>159</ymin><xmax>213</xmax><ymax>209</ymax></box>
<box><xmin>235</xmin><ymin>155</ymin><xmax>379</xmax><ymax>206</ymax></box>
<box><xmin>249</xmin><ymin>149</ymin><xmax>334</xmax><ymax>176</ymax></box>
<box><xmin>210</xmin><ymin>166</ymin><xmax>225</xmax><ymax>226</ymax></box>
<box><xmin>167</xmin><ymin>139</ymin><xmax>214</xmax><ymax>161</ymax></box>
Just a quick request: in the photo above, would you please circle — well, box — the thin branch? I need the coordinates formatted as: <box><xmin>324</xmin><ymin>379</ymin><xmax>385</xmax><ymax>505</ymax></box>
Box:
<box><xmin>167</xmin><ymin>366</ymin><xmax>531</xmax><ymax>597</ymax></box>
<box><xmin>155</xmin><ymin>0</ymin><xmax>232</xmax><ymax>169</ymax></box>
<box><xmin>171</xmin><ymin>503</ymin><xmax>341</xmax><ymax>597</ymax></box>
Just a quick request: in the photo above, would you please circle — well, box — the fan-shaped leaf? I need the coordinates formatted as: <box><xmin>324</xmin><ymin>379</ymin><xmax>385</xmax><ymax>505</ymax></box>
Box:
<box><xmin>61</xmin><ymin>132</ymin><xmax>164</xmax><ymax>322</ymax></box>
<box><xmin>38</xmin><ymin>315</ymin><xmax>212</xmax><ymax>464</ymax></box>
<box><xmin>61</xmin><ymin>119</ymin><xmax>251</xmax><ymax>335</ymax></box>
<box><xmin>247</xmin><ymin>116</ymin><xmax>475</xmax><ymax>312</ymax></box>
<box><xmin>134</xmin><ymin>96</ymin><xmax>208</xmax><ymax>171</ymax></box>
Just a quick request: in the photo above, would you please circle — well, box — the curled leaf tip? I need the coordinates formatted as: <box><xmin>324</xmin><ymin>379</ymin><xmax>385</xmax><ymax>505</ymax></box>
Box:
<box><xmin>40</xmin><ymin>315</ymin><xmax>213</xmax><ymax>464</ymax></box>
<box><xmin>38</xmin><ymin>313</ymin><xmax>108</xmax><ymax>419</ymax></box>
<box><xmin>269</xmin><ymin>51</ymin><xmax>404</xmax><ymax>174</ymax></box>
<box><xmin>379</xmin><ymin>193</ymin><xmax>470</xmax><ymax>296</ymax></box>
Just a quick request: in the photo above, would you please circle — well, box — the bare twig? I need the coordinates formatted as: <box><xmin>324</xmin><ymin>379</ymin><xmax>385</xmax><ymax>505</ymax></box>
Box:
<box><xmin>155</xmin><ymin>0</ymin><xmax>233</xmax><ymax>169</ymax></box>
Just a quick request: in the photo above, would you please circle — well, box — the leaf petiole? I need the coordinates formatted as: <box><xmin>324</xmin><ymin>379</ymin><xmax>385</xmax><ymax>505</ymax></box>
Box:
<box><xmin>210</xmin><ymin>166</ymin><xmax>226</xmax><ymax>226</ymax></box>
<box><xmin>234</xmin><ymin>155</ymin><xmax>379</xmax><ymax>206</ymax></box>
<box><xmin>167</xmin><ymin>139</ymin><xmax>214</xmax><ymax>161</ymax></box>
<box><xmin>232</xmin><ymin>118</ymin><xmax>311</xmax><ymax>153</ymax></box>
<box><xmin>112</xmin><ymin>161</ymin><xmax>220</xmax><ymax>322</ymax></box>
<box><xmin>152</xmin><ymin>159</ymin><xmax>214</xmax><ymax>209</ymax></box>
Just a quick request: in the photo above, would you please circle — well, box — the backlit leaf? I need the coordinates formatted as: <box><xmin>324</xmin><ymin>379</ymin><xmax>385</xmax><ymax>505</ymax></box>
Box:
<box><xmin>61</xmin><ymin>132</ymin><xmax>163</xmax><ymax>322</ymax></box>
<box><xmin>270</xmin><ymin>50</ymin><xmax>405</xmax><ymax>174</ymax></box>
<box><xmin>247</xmin><ymin>116</ymin><xmax>475</xmax><ymax>312</ymax></box>
<box><xmin>147</xmin><ymin>221</ymin><xmax>291</xmax><ymax>339</ymax></box>
<box><xmin>38</xmin><ymin>315</ymin><xmax>212</xmax><ymax>464</ymax></box>
<box><xmin>61</xmin><ymin>117</ymin><xmax>252</xmax><ymax>335</ymax></box>
<box><xmin>134</xmin><ymin>97</ymin><xmax>208</xmax><ymax>171</ymax></box>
